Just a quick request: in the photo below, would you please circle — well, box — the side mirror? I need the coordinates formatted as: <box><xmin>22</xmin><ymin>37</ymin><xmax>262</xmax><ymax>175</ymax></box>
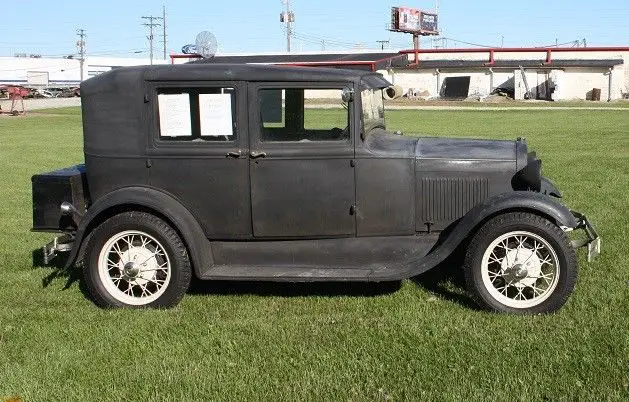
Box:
<box><xmin>341</xmin><ymin>87</ymin><xmax>354</xmax><ymax>103</ymax></box>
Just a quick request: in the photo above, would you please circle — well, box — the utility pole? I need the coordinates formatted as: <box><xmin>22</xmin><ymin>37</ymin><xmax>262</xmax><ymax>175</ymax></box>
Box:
<box><xmin>280</xmin><ymin>0</ymin><xmax>294</xmax><ymax>53</ymax></box>
<box><xmin>376</xmin><ymin>40</ymin><xmax>390</xmax><ymax>50</ymax></box>
<box><xmin>76</xmin><ymin>29</ymin><xmax>86</xmax><ymax>82</ymax></box>
<box><xmin>162</xmin><ymin>5</ymin><xmax>167</xmax><ymax>59</ymax></box>
<box><xmin>142</xmin><ymin>15</ymin><xmax>163</xmax><ymax>65</ymax></box>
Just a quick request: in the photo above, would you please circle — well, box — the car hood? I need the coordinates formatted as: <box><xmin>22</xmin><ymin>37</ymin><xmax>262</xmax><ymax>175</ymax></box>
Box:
<box><xmin>365</xmin><ymin>130</ymin><xmax>517</xmax><ymax>162</ymax></box>
<box><xmin>416</xmin><ymin>137</ymin><xmax>516</xmax><ymax>161</ymax></box>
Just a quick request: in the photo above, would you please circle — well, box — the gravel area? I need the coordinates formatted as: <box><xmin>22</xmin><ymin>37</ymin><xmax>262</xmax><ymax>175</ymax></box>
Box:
<box><xmin>0</xmin><ymin>97</ymin><xmax>81</xmax><ymax>112</ymax></box>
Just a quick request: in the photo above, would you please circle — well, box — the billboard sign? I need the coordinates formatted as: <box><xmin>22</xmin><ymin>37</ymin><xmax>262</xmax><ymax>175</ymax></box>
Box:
<box><xmin>390</xmin><ymin>7</ymin><xmax>439</xmax><ymax>35</ymax></box>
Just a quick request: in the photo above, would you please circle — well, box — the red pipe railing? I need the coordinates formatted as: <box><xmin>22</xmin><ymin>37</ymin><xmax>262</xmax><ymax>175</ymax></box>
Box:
<box><xmin>399</xmin><ymin>46</ymin><xmax>629</xmax><ymax>67</ymax></box>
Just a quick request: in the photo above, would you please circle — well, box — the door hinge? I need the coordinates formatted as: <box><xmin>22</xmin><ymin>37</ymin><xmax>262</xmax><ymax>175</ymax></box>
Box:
<box><xmin>144</xmin><ymin>94</ymin><xmax>150</xmax><ymax>103</ymax></box>
<box><xmin>349</xmin><ymin>205</ymin><xmax>356</xmax><ymax>215</ymax></box>
<box><xmin>350</xmin><ymin>159</ymin><xmax>356</xmax><ymax>167</ymax></box>
<box><xmin>146</xmin><ymin>159</ymin><xmax>152</xmax><ymax>168</ymax></box>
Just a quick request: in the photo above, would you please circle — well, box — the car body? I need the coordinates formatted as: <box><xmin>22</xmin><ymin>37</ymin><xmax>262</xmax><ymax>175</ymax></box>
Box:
<box><xmin>32</xmin><ymin>64</ymin><xmax>600</xmax><ymax>312</ymax></box>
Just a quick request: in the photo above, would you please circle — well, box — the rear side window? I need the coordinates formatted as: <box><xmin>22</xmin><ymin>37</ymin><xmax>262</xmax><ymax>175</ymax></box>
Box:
<box><xmin>157</xmin><ymin>87</ymin><xmax>236</xmax><ymax>141</ymax></box>
<box><xmin>259</xmin><ymin>88</ymin><xmax>349</xmax><ymax>142</ymax></box>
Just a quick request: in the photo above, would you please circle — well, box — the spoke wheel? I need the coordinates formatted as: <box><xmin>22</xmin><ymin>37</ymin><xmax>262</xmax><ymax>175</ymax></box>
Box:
<box><xmin>98</xmin><ymin>230</ymin><xmax>172</xmax><ymax>305</ymax></box>
<box><xmin>83</xmin><ymin>211</ymin><xmax>191</xmax><ymax>309</ymax></box>
<box><xmin>481</xmin><ymin>231</ymin><xmax>559</xmax><ymax>309</ymax></box>
<box><xmin>464</xmin><ymin>212</ymin><xmax>577</xmax><ymax>314</ymax></box>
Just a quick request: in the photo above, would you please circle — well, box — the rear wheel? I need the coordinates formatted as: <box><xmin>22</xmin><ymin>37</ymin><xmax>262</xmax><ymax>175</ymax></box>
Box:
<box><xmin>463</xmin><ymin>212</ymin><xmax>577</xmax><ymax>314</ymax></box>
<box><xmin>83</xmin><ymin>211</ymin><xmax>191</xmax><ymax>308</ymax></box>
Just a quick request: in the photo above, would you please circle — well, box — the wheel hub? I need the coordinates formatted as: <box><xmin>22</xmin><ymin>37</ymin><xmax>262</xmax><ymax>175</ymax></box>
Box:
<box><xmin>119</xmin><ymin>246</ymin><xmax>159</xmax><ymax>285</ymax></box>
<box><xmin>123</xmin><ymin>261</ymin><xmax>140</xmax><ymax>278</ymax></box>
<box><xmin>500</xmin><ymin>247</ymin><xmax>542</xmax><ymax>287</ymax></box>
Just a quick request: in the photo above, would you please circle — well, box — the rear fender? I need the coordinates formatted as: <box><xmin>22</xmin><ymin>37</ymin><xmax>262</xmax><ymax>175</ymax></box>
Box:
<box><xmin>64</xmin><ymin>186</ymin><xmax>213</xmax><ymax>278</ymax></box>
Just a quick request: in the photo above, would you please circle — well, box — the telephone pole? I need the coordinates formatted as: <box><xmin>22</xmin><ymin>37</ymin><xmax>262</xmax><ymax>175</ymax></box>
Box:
<box><xmin>76</xmin><ymin>29</ymin><xmax>86</xmax><ymax>82</ymax></box>
<box><xmin>161</xmin><ymin>5</ymin><xmax>167</xmax><ymax>59</ymax></box>
<box><xmin>376</xmin><ymin>40</ymin><xmax>390</xmax><ymax>50</ymax></box>
<box><xmin>142</xmin><ymin>15</ymin><xmax>163</xmax><ymax>64</ymax></box>
<box><xmin>280</xmin><ymin>0</ymin><xmax>294</xmax><ymax>53</ymax></box>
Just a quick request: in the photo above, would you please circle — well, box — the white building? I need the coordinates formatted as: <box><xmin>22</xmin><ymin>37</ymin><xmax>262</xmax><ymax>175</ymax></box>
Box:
<box><xmin>0</xmin><ymin>56</ymin><xmax>168</xmax><ymax>88</ymax></box>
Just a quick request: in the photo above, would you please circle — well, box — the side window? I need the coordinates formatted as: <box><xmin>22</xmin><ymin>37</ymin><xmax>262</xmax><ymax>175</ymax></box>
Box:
<box><xmin>259</xmin><ymin>88</ymin><xmax>349</xmax><ymax>142</ymax></box>
<box><xmin>157</xmin><ymin>87</ymin><xmax>236</xmax><ymax>142</ymax></box>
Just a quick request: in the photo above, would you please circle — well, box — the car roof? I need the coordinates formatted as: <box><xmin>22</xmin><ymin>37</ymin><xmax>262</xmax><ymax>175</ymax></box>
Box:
<box><xmin>80</xmin><ymin>63</ymin><xmax>391</xmax><ymax>158</ymax></box>
<box><xmin>84</xmin><ymin>63</ymin><xmax>390</xmax><ymax>89</ymax></box>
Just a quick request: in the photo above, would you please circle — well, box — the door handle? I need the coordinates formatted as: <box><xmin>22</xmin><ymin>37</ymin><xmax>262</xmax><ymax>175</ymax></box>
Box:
<box><xmin>226</xmin><ymin>150</ymin><xmax>241</xmax><ymax>158</ymax></box>
<box><xmin>249</xmin><ymin>151</ymin><xmax>267</xmax><ymax>159</ymax></box>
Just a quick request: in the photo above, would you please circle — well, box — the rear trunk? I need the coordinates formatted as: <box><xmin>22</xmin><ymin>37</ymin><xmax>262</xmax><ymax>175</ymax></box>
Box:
<box><xmin>32</xmin><ymin>164</ymin><xmax>89</xmax><ymax>232</ymax></box>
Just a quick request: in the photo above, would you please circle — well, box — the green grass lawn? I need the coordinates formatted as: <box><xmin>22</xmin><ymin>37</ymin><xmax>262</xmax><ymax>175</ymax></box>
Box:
<box><xmin>1</xmin><ymin>108</ymin><xmax>628</xmax><ymax>401</ymax></box>
<box><xmin>387</xmin><ymin>99</ymin><xmax>629</xmax><ymax>108</ymax></box>
<box><xmin>306</xmin><ymin>98</ymin><xmax>629</xmax><ymax>108</ymax></box>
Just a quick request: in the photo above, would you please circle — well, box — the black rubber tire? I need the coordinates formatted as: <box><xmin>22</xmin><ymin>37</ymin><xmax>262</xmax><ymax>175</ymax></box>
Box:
<box><xmin>463</xmin><ymin>212</ymin><xmax>577</xmax><ymax>314</ymax></box>
<box><xmin>83</xmin><ymin>211</ymin><xmax>191</xmax><ymax>308</ymax></box>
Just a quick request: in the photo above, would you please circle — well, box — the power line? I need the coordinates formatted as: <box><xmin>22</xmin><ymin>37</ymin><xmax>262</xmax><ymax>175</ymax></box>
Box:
<box><xmin>290</xmin><ymin>30</ymin><xmax>375</xmax><ymax>49</ymax></box>
<box><xmin>439</xmin><ymin>37</ymin><xmax>493</xmax><ymax>48</ymax></box>
<box><xmin>142</xmin><ymin>15</ymin><xmax>163</xmax><ymax>65</ymax></box>
<box><xmin>376</xmin><ymin>40</ymin><xmax>390</xmax><ymax>50</ymax></box>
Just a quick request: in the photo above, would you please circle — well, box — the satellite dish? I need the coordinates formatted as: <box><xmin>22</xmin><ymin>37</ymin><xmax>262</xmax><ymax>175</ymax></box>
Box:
<box><xmin>195</xmin><ymin>31</ymin><xmax>218</xmax><ymax>58</ymax></box>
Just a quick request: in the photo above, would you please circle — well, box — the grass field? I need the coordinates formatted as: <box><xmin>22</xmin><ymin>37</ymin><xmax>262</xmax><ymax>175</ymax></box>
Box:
<box><xmin>1</xmin><ymin>107</ymin><xmax>628</xmax><ymax>401</ymax></box>
<box><xmin>305</xmin><ymin>98</ymin><xmax>629</xmax><ymax>108</ymax></box>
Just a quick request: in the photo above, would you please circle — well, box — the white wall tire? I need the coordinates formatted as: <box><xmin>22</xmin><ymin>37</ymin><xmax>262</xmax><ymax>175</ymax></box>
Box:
<box><xmin>464</xmin><ymin>212</ymin><xmax>577</xmax><ymax>314</ymax></box>
<box><xmin>83</xmin><ymin>212</ymin><xmax>191</xmax><ymax>308</ymax></box>
<box><xmin>97</xmin><ymin>230</ymin><xmax>172</xmax><ymax>306</ymax></box>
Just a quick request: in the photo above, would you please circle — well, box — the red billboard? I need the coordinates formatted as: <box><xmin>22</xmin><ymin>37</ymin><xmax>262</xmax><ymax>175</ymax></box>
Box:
<box><xmin>390</xmin><ymin>7</ymin><xmax>439</xmax><ymax>35</ymax></box>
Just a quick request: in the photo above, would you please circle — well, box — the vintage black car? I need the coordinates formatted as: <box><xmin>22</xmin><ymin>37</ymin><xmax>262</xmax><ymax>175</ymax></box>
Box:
<box><xmin>32</xmin><ymin>64</ymin><xmax>600</xmax><ymax>313</ymax></box>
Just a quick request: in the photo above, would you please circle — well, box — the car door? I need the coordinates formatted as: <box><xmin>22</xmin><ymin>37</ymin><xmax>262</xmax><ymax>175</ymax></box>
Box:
<box><xmin>147</xmin><ymin>81</ymin><xmax>252</xmax><ymax>239</ymax></box>
<box><xmin>248</xmin><ymin>83</ymin><xmax>356</xmax><ymax>238</ymax></box>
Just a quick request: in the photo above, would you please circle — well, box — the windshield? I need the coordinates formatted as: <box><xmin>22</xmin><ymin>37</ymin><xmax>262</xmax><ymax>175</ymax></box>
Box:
<box><xmin>361</xmin><ymin>88</ymin><xmax>386</xmax><ymax>134</ymax></box>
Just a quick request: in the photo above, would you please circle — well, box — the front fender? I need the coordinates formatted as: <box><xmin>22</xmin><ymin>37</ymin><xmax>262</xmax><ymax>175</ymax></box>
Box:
<box><xmin>64</xmin><ymin>186</ymin><xmax>213</xmax><ymax>278</ymax></box>
<box><xmin>400</xmin><ymin>191</ymin><xmax>577</xmax><ymax>278</ymax></box>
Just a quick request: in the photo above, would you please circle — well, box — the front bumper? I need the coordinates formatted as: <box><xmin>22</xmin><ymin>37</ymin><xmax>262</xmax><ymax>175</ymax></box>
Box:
<box><xmin>570</xmin><ymin>211</ymin><xmax>601</xmax><ymax>262</ymax></box>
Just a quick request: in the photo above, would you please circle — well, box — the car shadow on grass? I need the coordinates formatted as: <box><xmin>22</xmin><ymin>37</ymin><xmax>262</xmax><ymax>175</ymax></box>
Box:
<box><xmin>410</xmin><ymin>252</ymin><xmax>479</xmax><ymax>310</ymax></box>
<box><xmin>33</xmin><ymin>248</ymin><xmax>81</xmax><ymax>290</ymax></box>
<box><xmin>31</xmin><ymin>246</ymin><xmax>477</xmax><ymax>309</ymax></box>
<box><xmin>188</xmin><ymin>279</ymin><xmax>403</xmax><ymax>298</ymax></box>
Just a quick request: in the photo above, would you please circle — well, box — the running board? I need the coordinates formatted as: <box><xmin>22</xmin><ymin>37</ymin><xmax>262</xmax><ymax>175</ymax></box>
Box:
<box><xmin>199</xmin><ymin>265</ymin><xmax>399</xmax><ymax>282</ymax></box>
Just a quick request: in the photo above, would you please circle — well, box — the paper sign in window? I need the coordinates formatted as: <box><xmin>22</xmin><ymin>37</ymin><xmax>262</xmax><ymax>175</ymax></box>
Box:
<box><xmin>199</xmin><ymin>94</ymin><xmax>234</xmax><ymax>137</ymax></box>
<box><xmin>158</xmin><ymin>94</ymin><xmax>191</xmax><ymax>137</ymax></box>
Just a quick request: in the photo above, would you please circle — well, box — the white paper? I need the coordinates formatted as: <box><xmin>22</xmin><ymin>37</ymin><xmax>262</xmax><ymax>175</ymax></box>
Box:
<box><xmin>158</xmin><ymin>94</ymin><xmax>191</xmax><ymax>137</ymax></box>
<box><xmin>199</xmin><ymin>94</ymin><xmax>234</xmax><ymax>137</ymax></box>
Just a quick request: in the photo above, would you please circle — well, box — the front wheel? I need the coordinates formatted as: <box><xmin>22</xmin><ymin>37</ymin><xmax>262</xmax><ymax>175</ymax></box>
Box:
<box><xmin>83</xmin><ymin>211</ymin><xmax>191</xmax><ymax>308</ymax></box>
<box><xmin>463</xmin><ymin>212</ymin><xmax>577</xmax><ymax>314</ymax></box>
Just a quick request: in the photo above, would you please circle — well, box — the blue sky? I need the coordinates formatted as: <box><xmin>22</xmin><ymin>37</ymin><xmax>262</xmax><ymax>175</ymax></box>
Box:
<box><xmin>1</xmin><ymin>0</ymin><xmax>627</xmax><ymax>58</ymax></box>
